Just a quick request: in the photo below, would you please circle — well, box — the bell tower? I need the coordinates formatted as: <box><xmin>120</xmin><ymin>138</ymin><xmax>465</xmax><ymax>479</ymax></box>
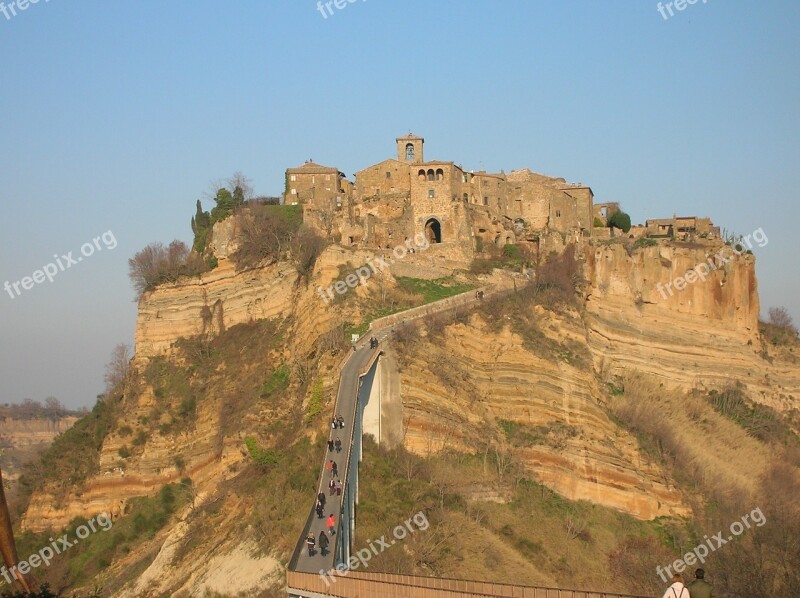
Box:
<box><xmin>396</xmin><ymin>133</ymin><xmax>424</xmax><ymax>164</ymax></box>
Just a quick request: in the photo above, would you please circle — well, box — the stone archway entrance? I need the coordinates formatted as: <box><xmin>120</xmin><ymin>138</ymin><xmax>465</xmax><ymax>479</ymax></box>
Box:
<box><xmin>424</xmin><ymin>218</ymin><xmax>442</xmax><ymax>244</ymax></box>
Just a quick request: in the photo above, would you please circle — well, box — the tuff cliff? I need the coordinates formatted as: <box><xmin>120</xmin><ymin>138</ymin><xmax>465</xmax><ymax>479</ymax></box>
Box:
<box><xmin>21</xmin><ymin>235</ymin><xmax>799</xmax><ymax>532</ymax></box>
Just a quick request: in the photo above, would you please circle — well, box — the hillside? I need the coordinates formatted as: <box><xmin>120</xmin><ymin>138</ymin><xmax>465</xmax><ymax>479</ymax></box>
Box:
<box><xmin>5</xmin><ymin>213</ymin><xmax>800</xmax><ymax>597</ymax></box>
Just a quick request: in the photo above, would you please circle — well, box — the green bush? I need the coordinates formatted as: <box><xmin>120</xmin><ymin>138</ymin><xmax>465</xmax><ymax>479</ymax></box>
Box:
<box><xmin>502</xmin><ymin>244</ymin><xmax>521</xmax><ymax>259</ymax></box>
<box><xmin>262</xmin><ymin>364</ymin><xmax>290</xmax><ymax>398</ymax></box>
<box><xmin>608</xmin><ymin>211</ymin><xmax>632</xmax><ymax>233</ymax></box>
<box><xmin>633</xmin><ymin>237</ymin><xmax>657</xmax><ymax>249</ymax></box>
<box><xmin>244</xmin><ymin>437</ymin><xmax>282</xmax><ymax>467</ymax></box>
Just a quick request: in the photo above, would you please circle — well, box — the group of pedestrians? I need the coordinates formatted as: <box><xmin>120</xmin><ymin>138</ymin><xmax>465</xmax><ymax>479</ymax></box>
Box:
<box><xmin>305</xmin><ymin>527</ymin><xmax>330</xmax><ymax>557</ymax></box>
<box><xmin>662</xmin><ymin>569</ymin><xmax>714</xmax><ymax>598</ymax></box>
<box><xmin>305</xmin><ymin>417</ymin><xmax>349</xmax><ymax>558</ymax></box>
<box><xmin>369</xmin><ymin>336</ymin><xmax>379</xmax><ymax>349</ymax></box>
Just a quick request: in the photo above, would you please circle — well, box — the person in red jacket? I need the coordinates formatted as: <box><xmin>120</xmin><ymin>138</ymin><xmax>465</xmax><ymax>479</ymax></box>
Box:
<box><xmin>326</xmin><ymin>513</ymin><xmax>337</xmax><ymax>536</ymax></box>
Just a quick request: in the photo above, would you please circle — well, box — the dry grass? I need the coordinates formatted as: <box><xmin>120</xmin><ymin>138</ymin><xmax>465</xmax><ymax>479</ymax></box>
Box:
<box><xmin>608</xmin><ymin>375</ymin><xmax>771</xmax><ymax>505</ymax></box>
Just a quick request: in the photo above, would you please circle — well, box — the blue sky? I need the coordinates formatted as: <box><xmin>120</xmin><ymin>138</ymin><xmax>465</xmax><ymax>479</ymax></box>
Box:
<box><xmin>1</xmin><ymin>0</ymin><xmax>798</xmax><ymax>409</ymax></box>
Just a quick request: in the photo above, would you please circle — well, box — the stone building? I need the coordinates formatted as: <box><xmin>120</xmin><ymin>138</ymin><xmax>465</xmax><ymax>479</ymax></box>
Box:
<box><xmin>645</xmin><ymin>216</ymin><xmax>720</xmax><ymax>240</ymax></box>
<box><xmin>288</xmin><ymin>135</ymin><xmax>599</xmax><ymax>264</ymax></box>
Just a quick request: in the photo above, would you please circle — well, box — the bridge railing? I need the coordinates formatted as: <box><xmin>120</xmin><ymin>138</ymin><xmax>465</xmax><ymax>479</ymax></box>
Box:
<box><xmin>287</xmin><ymin>570</ymin><xmax>655</xmax><ymax>598</ymax></box>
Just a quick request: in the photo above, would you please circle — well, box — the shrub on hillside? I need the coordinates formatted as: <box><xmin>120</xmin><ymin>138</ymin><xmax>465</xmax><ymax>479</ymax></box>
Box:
<box><xmin>128</xmin><ymin>241</ymin><xmax>208</xmax><ymax>297</ymax></box>
<box><xmin>761</xmin><ymin>306</ymin><xmax>799</xmax><ymax>346</ymax></box>
<box><xmin>290</xmin><ymin>226</ymin><xmax>327</xmax><ymax>281</ymax></box>
<box><xmin>231</xmin><ymin>204</ymin><xmax>303</xmax><ymax>270</ymax></box>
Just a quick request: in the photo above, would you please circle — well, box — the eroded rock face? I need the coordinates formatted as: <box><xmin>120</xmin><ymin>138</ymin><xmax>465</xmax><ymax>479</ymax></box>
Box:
<box><xmin>21</xmin><ymin>244</ymin><xmax>376</xmax><ymax>532</ymax></box>
<box><xmin>583</xmin><ymin>242</ymin><xmax>799</xmax><ymax>411</ymax></box>
<box><xmin>396</xmin><ymin>315</ymin><xmax>689</xmax><ymax>521</ymax></box>
<box><xmin>0</xmin><ymin>417</ymin><xmax>78</xmax><ymax>450</ymax></box>
<box><xmin>133</xmin><ymin>257</ymin><xmax>298</xmax><ymax>360</ymax></box>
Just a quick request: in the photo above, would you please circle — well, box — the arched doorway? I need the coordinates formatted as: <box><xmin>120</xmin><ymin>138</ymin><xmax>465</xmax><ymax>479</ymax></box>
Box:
<box><xmin>425</xmin><ymin>218</ymin><xmax>442</xmax><ymax>244</ymax></box>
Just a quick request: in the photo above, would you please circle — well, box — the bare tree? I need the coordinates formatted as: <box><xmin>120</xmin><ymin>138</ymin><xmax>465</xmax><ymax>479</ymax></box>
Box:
<box><xmin>227</xmin><ymin>171</ymin><xmax>254</xmax><ymax>201</ymax></box>
<box><xmin>104</xmin><ymin>343</ymin><xmax>131</xmax><ymax>398</ymax></box>
<box><xmin>769</xmin><ymin>306</ymin><xmax>798</xmax><ymax>335</ymax></box>
<box><xmin>128</xmin><ymin>241</ymin><xmax>206</xmax><ymax>297</ymax></box>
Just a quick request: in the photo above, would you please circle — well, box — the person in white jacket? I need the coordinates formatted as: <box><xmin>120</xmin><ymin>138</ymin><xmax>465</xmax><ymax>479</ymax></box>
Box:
<box><xmin>662</xmin><ymin>573</ymin><xmax>690</xmax><ymax>598</ymax></box>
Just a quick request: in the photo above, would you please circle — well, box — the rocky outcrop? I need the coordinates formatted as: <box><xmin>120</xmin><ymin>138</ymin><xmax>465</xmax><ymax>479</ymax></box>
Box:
<box><xmin>583</xmin><ymin>240</ymin><xmax>799</xmax><ymax>411</ymax></box>
<box><xmin>134</xmin><ymin>257</ymin><xmax>298</xmax><ymax>360</ymax></box>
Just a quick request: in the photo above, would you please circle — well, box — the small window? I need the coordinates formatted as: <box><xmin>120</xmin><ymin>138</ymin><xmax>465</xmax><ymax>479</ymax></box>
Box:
<box><xmin>428</xmin><ymin>189</ymin><xmax>436</xmax><ymax>198</ymax></box>
<box><xmin>386</xmin><ymin>171</ymin><xmax>391</xmax><ymax>179</ymax></box>
<box><xmin>483</xmin><ymin>196</ymin><xmax>489</xmax><ymax>206</ymax></box>
<box><xmin>290</xmin><ymin>175</ymin><xmax>296</xmax><ymax>182</ymax></box>
<box><xmin>291</xmin><ymin>189</ymin><xmax>297</xmax><ymax>195</ymax></box>
<box><xmin>326</xmin><ymin>174</ymin><xmax>331</xmax><ymax>181</ymax></box>
<box><xmin>376</xmin><ymin>189</ymin><xmax>381</xmax><ymax>195</ymax></box>
<box><xmin>556</xmin><ymin>210</ymin><xmax>561</xmax><ymax>217</ymax></box>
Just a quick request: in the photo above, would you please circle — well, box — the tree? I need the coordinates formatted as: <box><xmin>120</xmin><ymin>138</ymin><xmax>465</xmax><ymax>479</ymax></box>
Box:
<box><xmin>290</xmin><ymin>226</ymin><xmax>327</xmax><ymax>281</ymax></box>
<box><xmin>227</xmin><ymin>171</ymin><xmax>253</xmax><ymax>202</ymax></box>
<box><xmin>104</xmin><ymin>344</ymin><xmax>131</xmax><ymax>398</ymax></box>
<box><xmin>44</xmin><ymin>397</ymin><xmax>64</xmax><ymax>420</ymax></box>
<box><xmin>190</xmin><ymin>200</ymin><xmax>212</xmax><ymax>253</ymax></box>
<box><xmin>210</xmin><ymin>188</ymin><xmax>235</xmax><ymax>223</ymax></box>
<box><xmin>769</xmin><ymin>306</ymin><xmax>798</xmax><ymax>335</ymax></box>
<box><xmin>128</xmin><ymin>241</ymin><xmax>207</xmax><ymax>297</ymax></box>
<box><xmin>607</xmin><ymin>211</ymin><xmax>631</xmax><ymax>233</ymax></box>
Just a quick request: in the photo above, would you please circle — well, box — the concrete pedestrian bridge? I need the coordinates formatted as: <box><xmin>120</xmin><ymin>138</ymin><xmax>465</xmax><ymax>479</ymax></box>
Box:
<box><xmin>287</xmin><ymin>283</ymin><xmax>654</xmax><ymax>598</ymax></box>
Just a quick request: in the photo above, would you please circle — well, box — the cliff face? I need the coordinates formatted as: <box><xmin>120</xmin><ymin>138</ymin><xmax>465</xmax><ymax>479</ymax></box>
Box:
<box><xmin>395</xmin><ymin>312</ymin><xmax>688</xmax><ymax>521</ymax></box>
<box><xmin>21</xmin><ymin>239</ymin><xmax>390</xmax><ymax>532</ymax></box>
<box><xmin>0</xmin><ymin>417</ymin><xmax>78</xmax><ymax>450</ymax></box>
<box><xmin>583</xmin><ymin>241</ymin><xmax>799</xmax><ymax>411</ymax></box>
<box><xmin>20</xmin><ymin>235</ymin><xmax>800</xmax><ymax>535</ymax></box>
<box><xmin>0</xmin><ymin>416</ymin><xmax>78</xmax><ymax>510</ymax></box>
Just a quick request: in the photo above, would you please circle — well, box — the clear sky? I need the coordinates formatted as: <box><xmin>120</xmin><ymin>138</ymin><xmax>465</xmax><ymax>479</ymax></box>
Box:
<box><xmin>1</xmin><ymin>0</ymin><xmax>798</xmax><ymax>409</ymax></box>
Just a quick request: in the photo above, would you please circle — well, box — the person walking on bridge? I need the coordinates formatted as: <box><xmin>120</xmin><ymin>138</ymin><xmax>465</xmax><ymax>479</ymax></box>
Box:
<box><xmin>327</xmin><ymin>460</ymin><xmax>334</xmax><ymax>477</ymax></box>
<box><xmin>661</xmin><ymin>573</ymin><xmax>689</xmax><ymax>598</ymax></box>
<box><xmin>318</xmin><ymin>530</ymin><xmax>330</xmax><ymax>556</ymax></box>
<box><xmin>336</xmin><ymin>415</ymin><xmax>345</xmax><ymax>428</ymax></box>
<box><xmin>317</xmin><ymin>492</ymin><xmax>326</xmax><ymax>509</ymax></box>
<box><xmin>315</xmin><ymin>500</ymin><xmax>324</xmax><ymax>519</ymax></box>
<box><xmin>687</xmin><ymin>569</ymin><xmax>714</xmax><ymax>598</ymax></box>
<box><xmin>334</xmin><ymin>438</ymin><xmax>342</xmax><ymax>453</ymax></box>
<box><xmin>326</xmin><ymin>513</ymin><xmax>337</xmax><ymax>536</ymax></box>
<box><xmin>327</xmin><ymin>439</ymin><xmax>334</xmax><ymax>452</ymax></box>
<box><xmin>332</xmin><ymin>461</ymin><xmax>339</xmax><ymax>478</ymax></box>
<box><xmin>328</xmin><ymin>478</ymin><xmax>336</xmax><ymax>496</ymax></box>
<box><xmin>305</xmin><ymin>532</ymin><xmax>316</xmax><ymax>557</ymax></box>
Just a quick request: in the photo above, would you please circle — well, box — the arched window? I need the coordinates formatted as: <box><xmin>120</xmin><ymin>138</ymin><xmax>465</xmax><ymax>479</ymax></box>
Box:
<box><xmin>435</xmin><ymin>168</ymin><xmax>444</xmax><ymax>181</ymax></box>
<box><xmin>427</xmin><ymin>169</ymin><xmax>435</xmax><ymax>181</ymax></box>
<box><xmin>406</xmin><ymin>143</ymin><xmax>415</xmax><ymax>161</ymax></box>
<box><xmin>463</xmin><ymin>193</ymin><xmax>469</xmax><ymax>202</ymax></box>
<box><xmin>418</xmin><ymin>169</ymin><xmax>427</xmax><ymax>180</ymax></box>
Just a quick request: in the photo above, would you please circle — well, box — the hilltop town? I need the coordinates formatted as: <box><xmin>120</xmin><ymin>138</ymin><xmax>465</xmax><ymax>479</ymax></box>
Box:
<box><xmin>287</xmin><ymin>134</ymin><xmax>720</xmax><ymax>265</ymax></box>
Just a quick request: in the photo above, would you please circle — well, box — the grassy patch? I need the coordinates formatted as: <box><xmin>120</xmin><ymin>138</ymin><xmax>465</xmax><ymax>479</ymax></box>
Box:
<box><xmin>633</xmin><ymin>237</ymin><xmax>657</xmax><ymax>250</ymax></box>
<box><xmin>304</xmin><ymin>378</ymin><xmax>325</xmax><ymax>424</ymax></box>
<box><xmin>395</xmin><ymin>276</ymin><xmax>474</xmax><ymax>303</ymax></box>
